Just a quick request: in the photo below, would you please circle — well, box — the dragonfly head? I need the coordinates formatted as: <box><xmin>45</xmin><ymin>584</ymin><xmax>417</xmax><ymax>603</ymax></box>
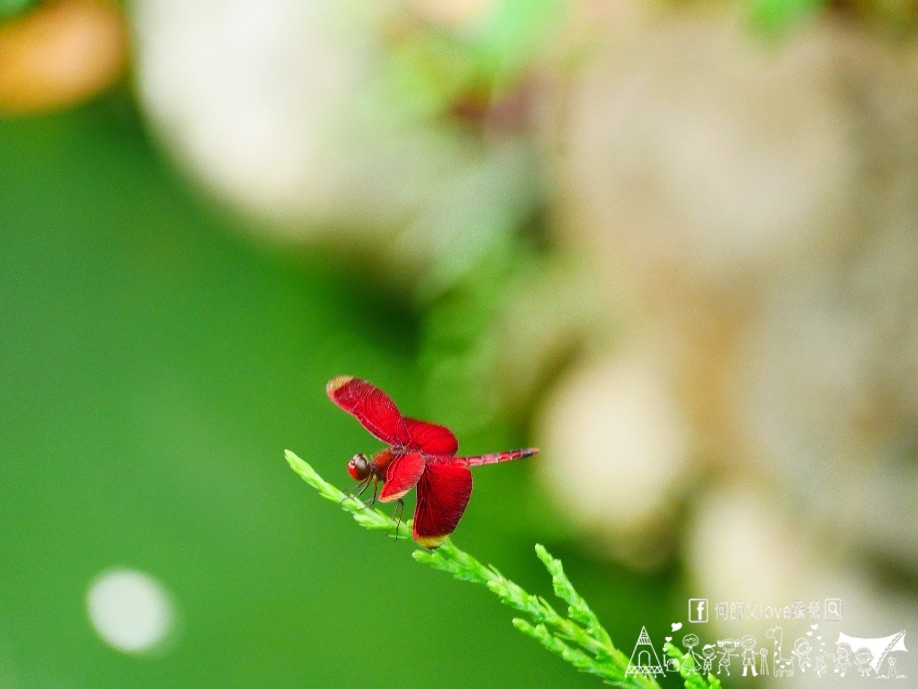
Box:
<box><xmin>347</xmin><ymin>453</ymin><xmax>371</xmax><ymax>480</ymax></box>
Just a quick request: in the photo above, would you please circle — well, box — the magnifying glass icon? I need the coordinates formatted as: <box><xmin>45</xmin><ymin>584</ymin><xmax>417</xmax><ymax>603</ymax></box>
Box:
<box><xmin>825</xmin><ymin>599</ymin><xmax>841</xmax><ymax>619</ymax></box>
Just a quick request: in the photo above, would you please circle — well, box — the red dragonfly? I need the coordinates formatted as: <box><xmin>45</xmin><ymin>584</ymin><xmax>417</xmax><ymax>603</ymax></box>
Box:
<box><xmin>327</xmin><ymin>376</ymin><xmax>538</xmax><ymax>549</ymax></box>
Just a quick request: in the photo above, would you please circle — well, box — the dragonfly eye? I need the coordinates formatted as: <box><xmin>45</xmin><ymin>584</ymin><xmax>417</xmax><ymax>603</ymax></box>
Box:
<box><xmin>347</xmin><ymin>453</ymin><xmax>370</xmax><ymax>480</ymax></box>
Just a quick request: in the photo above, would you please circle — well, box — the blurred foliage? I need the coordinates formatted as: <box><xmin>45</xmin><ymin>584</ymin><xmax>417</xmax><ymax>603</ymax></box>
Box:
<box><xmin>388</xmin><ymin>0</ymin><xmax>566</xmax><ymax>116</ymax></box>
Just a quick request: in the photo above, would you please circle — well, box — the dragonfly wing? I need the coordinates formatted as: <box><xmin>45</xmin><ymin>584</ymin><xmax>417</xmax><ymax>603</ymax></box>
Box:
<box><xmin>412</xmin><ymin>463</ymin><xmax>472</xmax><ymax>549</ymax></box>
<box><xmin>327</xmin><ymin>376</ymin><xmax>410</xmax><ymax>446</ymax></box>
<box><xmin>378</xmin><ymin>452</ymin><xmax>425</xmax><ymax>502</ymax></box>
<box><xmin>404</xmin><ymin>417</ymin><xmax>459</xmax><ymax>456</ymax></box>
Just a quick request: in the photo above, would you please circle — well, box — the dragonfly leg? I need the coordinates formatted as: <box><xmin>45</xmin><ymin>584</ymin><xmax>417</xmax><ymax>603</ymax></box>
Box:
<box><xmin>388</xmin><ymin>498</ymin><xmax>405</xmax><ymax>542</ymax></box>
<box><xmin>364</xmin><ymin>478</ymin><xmax>380</xmax><ymax>507</ymax></box>
<box><xmin>341</xmin><ymin>476</ymin><xmax>373</xmax><ymax>508</ymax></box>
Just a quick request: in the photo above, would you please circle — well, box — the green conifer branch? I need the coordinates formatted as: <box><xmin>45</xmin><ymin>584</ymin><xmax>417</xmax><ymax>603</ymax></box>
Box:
<box><xmin>285</xmin><ymin>450</ymin><xmax>715</xmax><ymax>689</ymax></box>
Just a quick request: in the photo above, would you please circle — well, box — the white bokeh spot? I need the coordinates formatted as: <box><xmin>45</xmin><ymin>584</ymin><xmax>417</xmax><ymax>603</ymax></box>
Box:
<box><xmin>86</xmin><ymin>568</ymin><xmax>175</xmax><ymax>654</ymax></box>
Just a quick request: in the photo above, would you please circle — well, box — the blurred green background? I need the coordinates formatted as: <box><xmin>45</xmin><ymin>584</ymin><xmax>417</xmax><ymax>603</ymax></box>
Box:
<box><xmin>2</xmin><ymin>1</ymin><xmax>915</xmax><ymax>688</ymax></box>
<box><xmin>0</xmin><ymin>99</ymin><xmax>674</xmax><ymax>688</ymax></box>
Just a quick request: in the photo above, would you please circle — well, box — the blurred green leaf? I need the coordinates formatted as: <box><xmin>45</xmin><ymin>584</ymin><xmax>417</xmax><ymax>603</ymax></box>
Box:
<box><xmin>477</xmin><ymin>0</ymin><xmax>569</xmax><ymax>75</ymax></box>
<box><xmin>750</xmin><ymin>0</ymin><xmax>823</xmax><ymax>33</ymax></box>
<box><xmin>0</xmin><ymin>0</ymin><xmax>37</xmax><ymax>20</ymax></box>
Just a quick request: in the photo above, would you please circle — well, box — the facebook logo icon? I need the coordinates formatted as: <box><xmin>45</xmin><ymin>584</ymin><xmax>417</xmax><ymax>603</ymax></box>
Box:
<box><xmin>689</xmin><ymin>598</ymin><xmax>709</xmax><ymax>623</ymax></box>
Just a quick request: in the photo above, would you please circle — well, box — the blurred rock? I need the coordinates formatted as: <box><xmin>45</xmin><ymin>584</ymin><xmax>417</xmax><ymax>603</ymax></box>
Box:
<box><xmin>540</xmin><ymin>8</ymin><xmax>917</xmax><ymax>574</ymax></box>
<box><xmin>409</xmin><ymin>0</ymin><xmax>496</xmax><ymax>28</ymax></box>
<box><xmin>536</xmin><ymin>349</ymin><xmax>692</xmax><ymax>567</ymax></box>
<box><xmin>687</xmin><ymin>485</ymin><xmax>918</xmax><ymax>689</ymax></box>
<box><xmin>132</xmin><ymin>0</ymin><xmax>511</xmax><ymax>285</ymax></box>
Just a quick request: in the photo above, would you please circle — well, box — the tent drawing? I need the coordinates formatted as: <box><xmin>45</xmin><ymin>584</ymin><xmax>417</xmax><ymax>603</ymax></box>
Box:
<box><xmin>836</xmin><ymin>630</ymin><xmax>907</xmax><ymax>674</ymax></box>
<box><xmin>626</xmin><ymin>626</ymin><xmax>665</xmax><ymax>677</ymax></box>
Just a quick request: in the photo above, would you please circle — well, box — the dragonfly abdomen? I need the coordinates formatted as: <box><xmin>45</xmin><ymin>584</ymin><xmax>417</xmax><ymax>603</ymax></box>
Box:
<box><xmin>456</xmin><ymin>448</ymin><xmax>538</xmax><ymax>467</ymax></box>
